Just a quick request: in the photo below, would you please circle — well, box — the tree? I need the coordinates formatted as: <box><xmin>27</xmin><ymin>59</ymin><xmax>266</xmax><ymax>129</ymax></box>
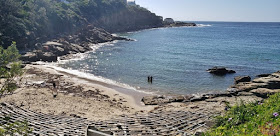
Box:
<box><xmin>0</xmin><ymin>42</ymin><xmax>23</xmax><ymax>96</ymax></box>
<box><xmin>0</xmin><ymin>42</ymin><xmax>30</xmax><ymax>135</ymax></box>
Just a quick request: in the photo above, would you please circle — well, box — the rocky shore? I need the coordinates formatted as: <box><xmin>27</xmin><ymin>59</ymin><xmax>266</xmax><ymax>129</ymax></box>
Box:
<box><xmin>229</xmin><ymin>71</ymin><xmax>280</xmax><ymax>98</ymax></box>
<box><xmin>20</xmin><ymin>25</ymin><xmax>130</xmax><ymax>63</ymax></box>
<box><xmin>142</xmin><ymin>70</ymin><xmax>280</xmax><ymax>105</ymax></box>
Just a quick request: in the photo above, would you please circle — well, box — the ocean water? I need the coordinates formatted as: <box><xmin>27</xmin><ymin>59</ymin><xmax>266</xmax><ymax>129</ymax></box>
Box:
<box><xmin>58</xmin><ymin>22</ymin><xmax>280</xmax><ymax>94</ymax></box>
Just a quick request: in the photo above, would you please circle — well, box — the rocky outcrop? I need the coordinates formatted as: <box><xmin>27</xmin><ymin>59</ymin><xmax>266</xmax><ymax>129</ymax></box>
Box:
<box><xmin>163</xmin><ymin>19</ymin><xmax>196</xmax><ymax>27</ymax></box>
<box><xmin>229</xmin><ymin>71</ymin><xmax>280</xmax><ymax>98</ymax></box>
<box><xmin>234</xmin><ymin>76</ymin><xmax>251</xmax><ymax>84</ymax></box>
<box><xmin>250</xmin><ymin>88</ymin><xmax>280</xmax><ymax>98</ymax></box>
<box><xmin>21</xmin><ymin>26</ymin><xmax>129</xmax><ymax>62</ymax></box>
<box><xmin>142</xmin><ymin>70</ymin><xmax>280</xmax><ymax>105</ymax></box>
<box><xmin>207</xmin><ymin>67</ymin><xmax>236</xmax><ymax>75</ymax></box>
<box><xmin>142</xmin><ymin>95</ymin><xmax>193</xmax><ymax>105</ymax></box>
<box><xmin>170</xmin><ymin>22</ymin><xmax>196</xmax><ymax>27</ymax></box>
<box><xmin>256</xmin><ymin>74</ymin><xmax>271</xmax><ymax>78</ymax></box>
<box><xmin>141</xmin><ymin>92</ymin><xmax>234</xmax><ymax>105</ymax></box>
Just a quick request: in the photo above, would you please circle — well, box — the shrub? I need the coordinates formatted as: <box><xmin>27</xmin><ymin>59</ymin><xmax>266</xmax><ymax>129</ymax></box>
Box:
<box><xmin>205</xmin><ymin>93</ymin><xmax>280</xmax><ymax>135</ymax></box>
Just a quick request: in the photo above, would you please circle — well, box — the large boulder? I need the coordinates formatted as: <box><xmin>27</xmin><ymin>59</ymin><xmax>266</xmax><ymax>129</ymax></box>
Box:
<box><xmin>234</xmin><ymin>76</ymin><xmax>251</xmax><ymax>84</ymax></box>
<box><xmin>207</xmin><ymin>67</ymin><xmax>236</xmax><ymax>75</ymax></box>
<box><xmin>256</xmin><ymin>74</ymin><xmax>271</xmax><ymax>78</ymax></box>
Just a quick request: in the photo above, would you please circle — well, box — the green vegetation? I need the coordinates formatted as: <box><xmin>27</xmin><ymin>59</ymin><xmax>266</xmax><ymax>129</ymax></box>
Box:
<box><xmin>0</xmin><ymin>42</ymin><xmax>23</xmax><ymax>96</ymax></box>
<box><xmin>0</xmin><ymin>120</ymin><xmax>31</xmax><ymax>136</ymax></box>
<box><xmin>205</xmin><ymin>93</ymin><xmax>280</xmax><ymax>136</ymax></box>
<box><xmin>0</xmin><ymin>0</ymin><xmax>163</xmax><ymax>50</ymax></box>
<box><xmin>0</xmin><ymin>43</ymin><xmax>30</xmax><ymax>135</ymax></box>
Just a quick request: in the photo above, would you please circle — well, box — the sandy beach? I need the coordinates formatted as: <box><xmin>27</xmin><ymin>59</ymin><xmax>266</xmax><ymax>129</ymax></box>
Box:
<box><xmin>0</xmin><ymin>64</ymin><xmax>155</xmax><ymax>121</ymax></box>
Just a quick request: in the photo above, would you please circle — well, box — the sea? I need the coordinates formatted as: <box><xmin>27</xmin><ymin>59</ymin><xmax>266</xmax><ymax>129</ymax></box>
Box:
<box><xmin>56</xmin><ymin>22</ymin><xmax>280</xmax><ymax>95</ymax></box>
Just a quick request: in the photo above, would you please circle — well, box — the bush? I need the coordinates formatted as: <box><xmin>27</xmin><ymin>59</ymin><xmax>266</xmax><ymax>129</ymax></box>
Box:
<box><xmin>0</xmin><ymin>42</ymin><xmax>31</xmax><ymax>135</ymax></box>
<box><xmin>0</xmin><ymin>42</ymin><xmax>23</xmax><ymax>96</ymax></box>
<box><xmin>205</xmin><ymin>93</ymin><xmax>280</xmax><ymax>135</ymax></box>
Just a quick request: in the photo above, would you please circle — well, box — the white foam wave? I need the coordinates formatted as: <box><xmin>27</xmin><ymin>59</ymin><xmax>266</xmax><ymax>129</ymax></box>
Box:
<box><xmin>197</xmin><ymin>24</ymin><xmax>212</xmax><ymax>27</ymax></box>
<box><xmin>57</xmin><ymin>41</ymin><xmax>119</xmax><ymax>64</ymax></box>
<box><xmin>44</xmin><ymin>64</ymin><xmax>153</xmax><ymax>94</ymax></box>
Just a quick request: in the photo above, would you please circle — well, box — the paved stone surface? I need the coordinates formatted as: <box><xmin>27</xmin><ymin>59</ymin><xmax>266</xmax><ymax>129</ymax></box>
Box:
<box><xmin>0</xmin><ymin>103</ymin><xmax>94</xmax><ymax>136</ymax></box>
<box><xmin>90</xmin><ymin>109</ymin><xmax>217</xmax><ymax>136</ymax></box>
<box><xmin>0</xmin><ymin>102</ymin><xmax>217</xmax><ymax>136</ymax></box>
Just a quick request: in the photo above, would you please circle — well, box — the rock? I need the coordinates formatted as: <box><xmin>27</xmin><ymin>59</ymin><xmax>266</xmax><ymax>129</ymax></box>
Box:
<box><xmin>237</xmin><ymin>92</ymin><xmax>254</xmax><ymax>96</ymax></box>
<box><xmin>141</xmin><ymin>95</ymin><xmax>193</xmax><ymax>105</ymax></box>
<box><xmin>267</xmin><ymin>80</ymin><xmax>280</xmax><ymax>89</ymax></box>
<box><xmin>256</xmin><ymin>74</ymin><xmax>271</xmax><ymax>77</ymax></box>
<box><xmin>183</xmin><ymin>95</ymin><xmax>194</xmax><ymax>102</ymax></box>
<box><xmin>250</xmin><ymin>88</ymin><xmax>280</xmax><ymax>98</ymax></box>
<box><xmin>38</xmin><ymin>52</ymin><xmax>57</xmax><ymax>62</ymax></box>
<box><xmin>230</xmin><ymin>82</ymin><xmax>268</xmax><ymax>92</ymax></box>
<box><xmin>21</xmin><ymin>52</ymin><xmax>38</xmax><ymax>62</ymax></box>
<box><xmin>207</xmin><ymin>67</ymin><xmax>236</xmax><ymax>75</ymax></box>
<box><xmin>227</xmin><ymin>88</ymin><xmax>239</xmax><ymax>94</ymax></box>
<box><xmin>227</xmin><ymin>70</ymin><xmax>236</xmax><ymax>74</ymax></box>
<box><xmin>190</xmin><ymin>94</ymin><xmax>208</xmax><ymax>102</ymax></box>
<box><xmin>141</xmin><ymin>95</ymin><xmax>165</xmax><ymax>105</ymax></box>
<box><xmin>168</xmin><ymin>95</ymin><xmax>185</xmax><ymax>102</ymax></box>
<box><xmin>234</xmin><ymin>76</ymin><xmax>251</xmax><ymax>84</ymax></box>
<box><xmin>206</xmin><ymin>92</ymin><xmax>233</xmax><ymax>98</ymax></box>
<box><xmin>20</xmin><ymin>25</ymin><xmax>130</xmax><ymax>63</ymax></box>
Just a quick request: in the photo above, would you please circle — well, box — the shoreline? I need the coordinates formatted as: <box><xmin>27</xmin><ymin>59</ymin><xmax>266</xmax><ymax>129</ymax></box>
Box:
<box><xmin>1</xmin><ymin>63</ymin><xmax>156</xmax><ymax>121</ymax></box>
<box><xmin>2</xmin><ymin>62</ymin><xmax>278</xmax><ymax>135</ymax></box>
<box><xmin>43</xmin><ymin>64</ymin><xmax>151</xmax><ymax>106</ymax></box>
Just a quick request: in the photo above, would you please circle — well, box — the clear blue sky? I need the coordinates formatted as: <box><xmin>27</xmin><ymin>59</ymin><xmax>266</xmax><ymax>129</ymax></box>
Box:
<box><xmin>131</xmin><ymin>0</ymin><xmax>280</xmax><ymax>22</ymax></box>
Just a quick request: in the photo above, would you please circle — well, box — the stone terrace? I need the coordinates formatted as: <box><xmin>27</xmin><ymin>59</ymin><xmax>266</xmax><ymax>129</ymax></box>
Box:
<box><xmin>0</xmin><ymin>103</ymin><xmax>217</xmax><ymax>136</ymax></box>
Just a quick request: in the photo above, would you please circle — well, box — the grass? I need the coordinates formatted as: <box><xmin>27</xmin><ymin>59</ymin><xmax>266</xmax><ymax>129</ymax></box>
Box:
<box><xmin>204</xmin><ymin>93</ymin><xmax>280</xmax><ymax>136</ymax></box>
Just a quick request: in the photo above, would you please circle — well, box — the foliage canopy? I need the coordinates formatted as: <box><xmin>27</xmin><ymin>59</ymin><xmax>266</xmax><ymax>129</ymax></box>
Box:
<box><xmin>0</xmin><ymin>0</ymin><xmax>163</xmax><ymax>49</ymax></box>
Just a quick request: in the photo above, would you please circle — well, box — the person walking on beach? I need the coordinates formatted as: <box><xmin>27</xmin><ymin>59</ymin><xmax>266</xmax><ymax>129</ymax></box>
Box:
<box><xmin>52</xmin><ymin>81</ymin><xmax>58</xmax><ymax>98</ymax></box>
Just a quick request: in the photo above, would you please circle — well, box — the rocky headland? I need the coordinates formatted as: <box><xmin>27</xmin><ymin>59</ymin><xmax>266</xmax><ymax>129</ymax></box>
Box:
<box><xmin>166</xmin><ymin>21</ymin><xmax>197</xmax><ymax>27</ymax></box>
<box><xmin>20</xmin><ymin>25</ymin><xmax>130</xmax><ymax>63</ymax></box>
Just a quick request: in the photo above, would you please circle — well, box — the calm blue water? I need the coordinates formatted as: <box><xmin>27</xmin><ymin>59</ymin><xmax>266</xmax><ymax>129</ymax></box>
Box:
<box><xmin>58</xmin><ymin>22</ymin><xmax>280</xmax><ymax>94</ymax></box>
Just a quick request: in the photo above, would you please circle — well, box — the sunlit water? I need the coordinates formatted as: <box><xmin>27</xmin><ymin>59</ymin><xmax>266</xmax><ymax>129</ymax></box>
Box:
<box><xmin>58</xmin><ymin>22</ymin><xmax>280</xmax><ymax>94</ymax></box>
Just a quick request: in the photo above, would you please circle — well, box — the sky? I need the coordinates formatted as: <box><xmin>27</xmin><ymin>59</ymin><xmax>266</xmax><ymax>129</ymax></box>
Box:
<box><xmin>130</xmin><ymin>0</ymin><xmax>280</xmax><ymax>22</ymax></box>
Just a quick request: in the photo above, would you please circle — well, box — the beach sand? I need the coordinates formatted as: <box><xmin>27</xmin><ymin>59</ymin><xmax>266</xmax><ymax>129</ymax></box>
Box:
<box><xmin>0</xmin><ymin>64</ymin><xmax>154</xmax><ymax>121</ymax></box>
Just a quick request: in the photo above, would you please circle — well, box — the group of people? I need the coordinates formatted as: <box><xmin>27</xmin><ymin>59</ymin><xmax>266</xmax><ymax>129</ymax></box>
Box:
<box><xmin>147</xmin><ymin>76</ymin><xmax>153</xmax><ymax>83</ymax></box>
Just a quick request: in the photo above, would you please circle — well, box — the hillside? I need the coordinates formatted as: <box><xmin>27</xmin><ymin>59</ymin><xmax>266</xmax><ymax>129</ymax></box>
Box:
<box><xmin>0</xmin><ymin>0</ymin><xmax>163</xmax><ymax>50</ymax></box>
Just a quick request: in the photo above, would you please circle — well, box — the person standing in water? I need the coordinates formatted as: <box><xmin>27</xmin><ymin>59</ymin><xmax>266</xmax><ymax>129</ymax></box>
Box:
<box><xmin>150</xmin><ymin>76</ymin><xmax>153</xmax><ymax>83</ymax></box>
<box><xmin>148</xmin><ymin>76</ymin><xmax>150</xmax><ymax>83</ymax></box>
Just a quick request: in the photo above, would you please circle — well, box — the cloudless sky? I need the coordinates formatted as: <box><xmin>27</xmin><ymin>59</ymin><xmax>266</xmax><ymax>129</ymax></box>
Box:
<box><xmin>130</xmin><ymin>0</ymin><xmax>280</xmax><ymax>22</ymax></box>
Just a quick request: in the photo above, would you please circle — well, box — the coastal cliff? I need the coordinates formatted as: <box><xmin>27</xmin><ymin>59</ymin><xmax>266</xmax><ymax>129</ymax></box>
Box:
<box><xmin>0</xmin><ymin>0</ymin><xmax>163</xmax><ymax>51</ymax></box>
